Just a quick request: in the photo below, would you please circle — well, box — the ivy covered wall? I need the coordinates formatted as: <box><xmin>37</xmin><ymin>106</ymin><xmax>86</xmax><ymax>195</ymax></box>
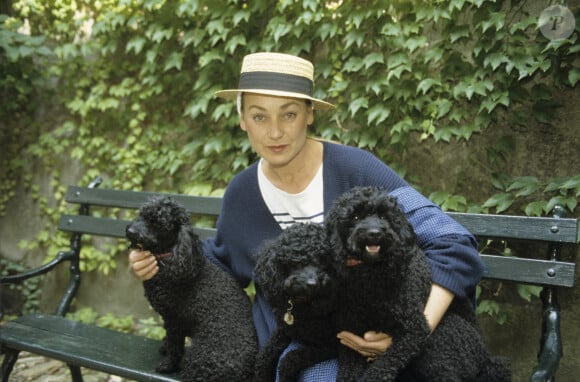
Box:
<box><xmin>1</xmin><ymin>0</ymin><xmax>579</xmax><ymax>379</ymax></box>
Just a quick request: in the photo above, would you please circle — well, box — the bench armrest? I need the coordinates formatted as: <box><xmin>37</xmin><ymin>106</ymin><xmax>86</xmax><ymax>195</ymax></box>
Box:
<box><xmin>1</xmin><ymin>250</ymin><xmax>79</xmax><ymax>319</ymax></box>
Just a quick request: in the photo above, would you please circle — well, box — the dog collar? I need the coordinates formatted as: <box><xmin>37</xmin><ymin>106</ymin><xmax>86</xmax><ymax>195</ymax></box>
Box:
<box><xmin>346</xmin><ymin>258</ymin><xmax>363</xmax><ymax>267</ymax></box>
<box><xmin>154</xmin><ymin>252</ymin><xmax>173</xmax><ymax>261</ymax></box>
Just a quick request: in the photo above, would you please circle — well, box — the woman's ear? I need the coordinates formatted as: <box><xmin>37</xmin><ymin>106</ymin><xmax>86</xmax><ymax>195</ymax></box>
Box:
<box><xmin>306</xmin><ymin>105</ymin><xmax>314</xmax><ymax>126</ymax></box>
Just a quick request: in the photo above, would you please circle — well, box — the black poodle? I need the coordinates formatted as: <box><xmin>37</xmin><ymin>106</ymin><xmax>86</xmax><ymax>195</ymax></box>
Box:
<box><xmin>126</xmin><ymin>195</ymin><xmax>258</xmax><ymax>381</ymax></box>
<box><xmin>253</xmin><ymin>223</ymin><xmax>342</xmax><ymax>382</ymax></box>
<box><xmin>326</xmin><ymin>186</ymin><xmax>511</xmax><ymax>382</ymax></box>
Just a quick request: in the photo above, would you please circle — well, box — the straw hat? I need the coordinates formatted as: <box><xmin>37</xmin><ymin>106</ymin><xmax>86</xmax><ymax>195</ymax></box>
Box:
<box><xmin>214</xmin><ymin>52</ymin><xmax>335</xmax><ymax>111</ymax></box>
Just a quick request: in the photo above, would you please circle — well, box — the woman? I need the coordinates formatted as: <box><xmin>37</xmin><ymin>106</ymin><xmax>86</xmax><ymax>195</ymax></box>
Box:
<box><xmin>129</xmin><ymin>52</ymin><xmax>484</xmax><ymax>380</ymax></box>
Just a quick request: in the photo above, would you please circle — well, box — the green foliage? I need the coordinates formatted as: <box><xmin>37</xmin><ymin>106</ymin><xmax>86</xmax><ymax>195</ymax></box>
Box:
<box><xmin>66</xmin><ymin>307</ymin><xmax>166</xmax><ymax>340</ymax></box>
<box><xmin>0</xmin><ymin>258</ymin><xmax>43</xmax><ymax>314</ymax></box>
<box><xmin>1</xmin><ymin>0</ymin><xmax>578</xmax><ymax>319</ymax></box>
<box><xmin>4</xmin><ymin>0</ymin><xmax>578</xmax><ymax>192</ymax></box>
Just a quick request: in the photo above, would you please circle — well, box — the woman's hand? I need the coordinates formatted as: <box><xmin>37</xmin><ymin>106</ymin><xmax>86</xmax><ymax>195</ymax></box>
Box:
<box><xmin>128</xmin><ymin>249</ymin><xmax>158</xmax><ymax>280</ymax></box>
<box><xmin>337</xmin><ymin>330</ymin><xmax>392</xmax><ymax>359</ymax></box>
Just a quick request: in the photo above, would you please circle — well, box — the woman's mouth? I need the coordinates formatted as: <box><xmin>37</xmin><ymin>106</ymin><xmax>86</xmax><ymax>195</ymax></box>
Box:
<box><xmin>268</xmin><ymin>145</ymin><xmax>287</xmax><ymax>153</ymax></box>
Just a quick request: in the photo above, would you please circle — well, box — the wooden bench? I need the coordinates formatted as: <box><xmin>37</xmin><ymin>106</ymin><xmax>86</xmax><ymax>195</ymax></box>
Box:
<box><xmin>1</xmin><ymin>178</ymin><xmax>578</xmax><ymax>382</ymax></box>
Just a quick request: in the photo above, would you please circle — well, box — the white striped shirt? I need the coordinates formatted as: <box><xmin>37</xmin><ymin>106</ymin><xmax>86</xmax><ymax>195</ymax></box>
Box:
<box><xmin>258</xmin><ymin>159</ymin><xmax>324</xmax><ymax>229</ymax></box>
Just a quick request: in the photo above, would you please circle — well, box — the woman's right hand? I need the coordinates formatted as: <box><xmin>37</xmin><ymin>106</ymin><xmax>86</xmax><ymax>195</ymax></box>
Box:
<box><xmin>129</xmin><ymin>249</ymin><xmax>158</xmax><ymax>280</ymax></box>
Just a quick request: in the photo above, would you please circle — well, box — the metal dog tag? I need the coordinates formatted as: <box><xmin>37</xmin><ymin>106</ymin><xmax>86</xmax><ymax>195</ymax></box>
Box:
<box><xmin>283</xmin><ymin>311</ymin><xmax>294</xmax><ymax>326</ymax></box>
<box><xmin>284</xmin><ymin>298</ymin><xmax>294</xmax><ymax>325</ymax></box>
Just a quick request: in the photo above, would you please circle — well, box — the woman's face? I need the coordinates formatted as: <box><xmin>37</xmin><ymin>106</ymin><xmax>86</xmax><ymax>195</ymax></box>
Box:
<box><xmin>240</xmin><ymin>93</ymin><xmax>314</xmax><ymax>169</ymax></box>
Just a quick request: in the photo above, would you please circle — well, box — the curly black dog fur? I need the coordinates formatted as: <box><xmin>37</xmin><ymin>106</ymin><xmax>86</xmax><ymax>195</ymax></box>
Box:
<box><xmin>253</xmin><ymin>223</ymin><xmax>342</xmax><ymax>382</ymax></box>
<box><xmin>326</xmin><ymin>186</ymin><xmax>511</xmax><ymax>382</ymax></box>
<box><xmin>126</xmin><ymin>196</ymin><xmax>257</xmax><ymax>381</ymax></box>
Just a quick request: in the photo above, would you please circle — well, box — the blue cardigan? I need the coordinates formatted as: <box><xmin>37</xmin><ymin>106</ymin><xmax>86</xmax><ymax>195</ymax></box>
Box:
<box><xmin>203</xmin><ymin>141</ymin><xmax>483</xmax><ymax>346</ymax></box>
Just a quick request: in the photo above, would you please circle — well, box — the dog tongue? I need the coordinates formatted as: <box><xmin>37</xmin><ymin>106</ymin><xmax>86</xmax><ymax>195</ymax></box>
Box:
<box><xmin>365</xmin><ymin>245</ymin><xmax>381</xmax><ymax>254</ymax></box>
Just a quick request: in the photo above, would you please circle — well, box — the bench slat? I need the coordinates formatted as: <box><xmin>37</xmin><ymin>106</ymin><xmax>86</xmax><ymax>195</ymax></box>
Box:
<box><xmin>58</xmin><ymin>215</ymin><xmax>217</xmax><ymax>241</ymax></box>
<box><xmin>480</xmin><ymin>254</ymin><xmax>576</xmax><ymax>287</ymax></box>
<box><xmin>65</xmin><ymin>186</ymin><xmax>222</xmax><ymax>216</ymax></box>
<box><xmin>448</xmin><ymin>212</ymin><xmax>579</xmax><ymax>243</ymax></box>
<box><xmin>0</xmin><ymin>313</ymin><xmax>179</xmax><ymax>382</ymax></box>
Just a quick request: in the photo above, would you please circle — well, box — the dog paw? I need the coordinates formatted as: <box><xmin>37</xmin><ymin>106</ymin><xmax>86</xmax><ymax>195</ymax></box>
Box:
<box><xmin>363</xmin><ymin>369</ymin><xmax>397</xmax><ymax>382</ymax></box>
<box><xmin>155</xmin><ymin>357</ymin><xmax>179</xmax><ymax>374</ymax></box>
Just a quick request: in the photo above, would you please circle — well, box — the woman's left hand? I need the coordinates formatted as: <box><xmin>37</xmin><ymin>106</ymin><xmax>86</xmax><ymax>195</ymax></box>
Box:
<box><xmin>337</xmin><ymin>330</ymin><xmax>392</xmax><ymax>359</ymax></box>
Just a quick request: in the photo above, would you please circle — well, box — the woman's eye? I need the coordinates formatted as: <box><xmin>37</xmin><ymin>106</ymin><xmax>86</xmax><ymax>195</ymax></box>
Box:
<box><xmin>253</xmin><ymin>114</ymin><xmax>266</xmax><ymax>122</ymax></box>
<box><xmin>284</xmin><ymin>112</ymin><xmax>297</xmax><ymax>120</ymax></box>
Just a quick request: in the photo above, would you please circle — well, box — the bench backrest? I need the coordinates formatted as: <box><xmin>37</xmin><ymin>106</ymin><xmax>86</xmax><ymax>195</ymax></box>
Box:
<box><xmin>59</xmin><ymin>186</ymin><xmax>578</xmax><ymax>288</ymax></box>
<box><xmin>59</xmin><ymin>186</ymin><xmax>222</xmax><ymax>240</ymax></box>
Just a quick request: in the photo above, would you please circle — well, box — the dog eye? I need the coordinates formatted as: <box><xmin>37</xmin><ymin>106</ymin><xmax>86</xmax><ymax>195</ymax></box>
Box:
<box><xmin>353</xmin><ymin>215</ymin><xmax>359</xmax><ymax>221</ymax></box>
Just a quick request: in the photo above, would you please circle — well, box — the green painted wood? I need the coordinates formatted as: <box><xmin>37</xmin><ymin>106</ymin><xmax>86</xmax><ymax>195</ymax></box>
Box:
<box><xmin>57</xmin><ymin>215</ymin><xmax>217</xmax><ymax>240</ymax></box>
<box><xmin>0</xmin><ymin>314</ymin><xmax>179</xmax><ymax>382</ymax></box>
<box><xmin>480</xmin><ymin>254</ymin><xmax>575</xmax><ymax>287</ymax></box>
<box><xmin>448</xmin><ymin>212</ymin><xmax>578</xmax><ymax>243</ymax></box>
<box><xmin>65</xmin><ymin>186</ymin><xmax>222</xmax><ymax>216</ymax></box>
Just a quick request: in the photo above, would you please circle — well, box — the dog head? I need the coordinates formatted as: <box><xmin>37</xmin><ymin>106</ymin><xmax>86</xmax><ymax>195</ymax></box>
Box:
<box><xmin>254</xmin><ymin>223</ymin><xmax>342</xmax><ymax>324</ymax></box>
<box><xmin>126</xmin><ymin>196</ymin><xmax>202</xmax><ymax>276</ymax></box>
<box><xmin>326</xmin><ymin>186</ymin><xmax>417</xmax><ymax>267</ymax></box>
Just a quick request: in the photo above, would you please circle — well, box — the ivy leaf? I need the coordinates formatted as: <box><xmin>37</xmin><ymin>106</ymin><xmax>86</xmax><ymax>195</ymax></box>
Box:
<box><xmin>417</xmin><ymin>78</ymin><xmax>441</xmax><ymax>95</ymax></box>
<box><xmin>429</xmin><ymin>191</ymin><xmax>450</xmax><ymax>207</ymax></box>
<box><xmin>406</xmin><ymin>36</ymin><xmax>427</xmax><ymax>53</ymax></box>
<box><xmin>163</xmin><ymin>52</ymin><xmax>183</xmax><ymax>72</ymax></box>
<box><xmin>442</xmin><ymin>195</ymin><xmax>467</xmax><ymax>212</ymax></box>
<box><xmin>482</xmin><ymin>193</ymin><xmax>514</xmax><ymax>213</ymax></box>
<box><xmin>506</xmin><ymin>176</ymin><xmax>539</xmax><ymax>197</ymax></box>
<box><xmin>544</xmin><ymin>177</ymin><xmax>569</xmax><ymax>192</ymax></box>
<box><xmin>479</xmin><ymin>12</ymin><xmax>505</xmax><ymax>33</ymax></box>
<box><xmin>476</xmin><ymin>299</ymin><xmax>500</xmax><ymax>317</ymax></box>
<box><xmin>387</xmin><ymin>52</ymin><xmax>410</xmax><ymax>69</ymax></box>
<box><xmin>525</xmin><ymin>201</ymin><xmax>547</xmax><ymax>217</ymax></box>
<box><xmin>367</xmin><ymin>104</ymin><xmax>390</xmax><ymax>125</ymax></box>
<box><xmin>561</xmin><ymin>175</ymin><xmax>580</xmax><ymax>190</ymax></box>
<box><xmin>544</xmin><ymin>196</ymin><xmax>574</xmax><ymax>214</ymax></box>
<box><xmin>176</xmin><ymin>1</ymin><xmax>199</xmax><ymax>17</ymax></box>
<box><xmin>344</xmin><ymin>57</ymin><xmax>364</xmax><ymax>73</ymax></box>
<box><xmin>364</xmin><ymin>52</ymin><xmax>384</xmax><ymax>70</ymax></box>
<box><xmin>433</xmin><ymin>126</ymin><xmax>454</xmax><ymax>142</ymax></box>
<box><xmin>516</xmin><ymin>284</ymin><xmax>542</xmax><ymax>302</ymax></box>
<box><xmin>568</xmin><ymin>68</ymin><xmax>580</xmax><ymax>87</ymax></box>
<box><xmin>125</xmin><ymin>37</ymin><xmax>146</xmax><ymax>54</ymax></box>
<box><xmin>316</xmin><ymin>22</ymin><xmax>338</xmax><ymax>41</ymax></box>
<box><xmin>449</xmin><ymin>26</ymin><xmax>470</xmax><ymax>43</ymax></box>
<box><xmin>225</xmin><ymin>34</ymin><xmax>246</xmax><ymax>54</ymax></box>
<box><xmin>435</xmin><ymin>99</ymin><xmax>452</xmax><ymax>119</ymax></box>
<box><xmin>348</xmin><ymin>97</ymin><xmax>369</xmax><ymax>117</ymax></box>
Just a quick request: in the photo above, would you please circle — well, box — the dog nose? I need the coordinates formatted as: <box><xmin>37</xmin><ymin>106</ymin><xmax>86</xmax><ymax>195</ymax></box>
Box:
<box><xmin>284</xmin><ymin>266</ymin><xmax>322</xmax><ymax>295</ymax></box>
<box><xmin>365</xmin><ymin>228</ymin><xmax>382</xmax><ymax>241</ymax></box>
<box><xmin>126</xmin><ymin>225</ymin><xmax>137</xmax><ymax>237</ymax></box>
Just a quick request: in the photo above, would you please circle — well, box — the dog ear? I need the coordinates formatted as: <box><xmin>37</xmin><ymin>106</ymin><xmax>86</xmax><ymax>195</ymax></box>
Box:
<box><xmin>174</xmin><ymin>224</ymin><xmax>196</xmax><ymax>258</ymax></box>
<box><xmin>391</xmin><ymin>204</ymin><xmax>418</xmax><ymax>247</ymax></box>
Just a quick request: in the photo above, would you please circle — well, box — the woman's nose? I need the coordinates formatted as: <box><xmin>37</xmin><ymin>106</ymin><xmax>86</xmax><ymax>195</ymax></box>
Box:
<box><xmin>267</xmin><ymin>121</ymin><xmax>283</xmax><ymax>139</ymax></box>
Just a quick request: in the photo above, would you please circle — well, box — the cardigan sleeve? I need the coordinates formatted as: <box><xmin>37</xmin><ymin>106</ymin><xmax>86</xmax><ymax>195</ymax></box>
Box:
<box><xmin>389</xmin><ymin>186</ymin><xmax>484</xmax><ymax>299</ymax></box>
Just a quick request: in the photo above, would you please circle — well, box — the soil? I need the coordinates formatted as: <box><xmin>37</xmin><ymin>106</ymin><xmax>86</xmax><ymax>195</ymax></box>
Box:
<box><xmin>0</xmin><ymin>352</ymin><xmax>131</xmax><ymax>382</ymax></box>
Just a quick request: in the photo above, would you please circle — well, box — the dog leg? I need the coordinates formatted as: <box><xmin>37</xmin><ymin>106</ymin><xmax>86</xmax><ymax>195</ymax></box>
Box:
<box><xmin>253</xmin><ymin>329</ymin><xmax>292</xmax><ymax>382</ymax></box>
<box><xmin>336</xmin><ymin>347</ymin><xmax>368</xmax><ymax>382</ymax></box>
<box><xmin>156</xmin><ymin>325</ymin><xmax>185</xmax><ymax>373</ymax></box>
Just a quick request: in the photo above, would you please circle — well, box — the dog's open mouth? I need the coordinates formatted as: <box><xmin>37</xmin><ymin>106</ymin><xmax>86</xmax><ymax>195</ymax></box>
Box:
<box><xmin>365</xmin><ymin>244</ymin><xmax>381</xmax><ymax>255</ymax></box>
<box><xmin>346</xmin><ymin>243</ymin><xmax>382</xmax><ymax>267</ymax></box>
